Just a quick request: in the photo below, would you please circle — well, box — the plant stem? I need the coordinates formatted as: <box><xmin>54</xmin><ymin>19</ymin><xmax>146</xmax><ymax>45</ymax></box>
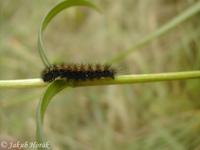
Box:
<box><xmin>0</xmin><ymin>79</ymin><xmax>47</xmax><ymax>88</ymax></box>
<box><xmin>0</xmin><ymin>71</ymin><xmax>199</xmax><ymax>88</ymax></box>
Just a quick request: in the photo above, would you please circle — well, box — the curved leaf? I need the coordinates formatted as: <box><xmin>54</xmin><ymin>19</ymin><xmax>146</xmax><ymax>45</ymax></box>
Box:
<box><xmin>38</xmin><ymin>0</ymin><xmax>101</xmax><ymax>67</ymax></box>
<box><xmin>36</xmin><ymin>1</ymin><xmax>100</xmax><ymax>149</ymax></box>
<box><xmin>36</xmin><ymin>80</ymin><xmax>68</xmax><ymax>149</ymax></box>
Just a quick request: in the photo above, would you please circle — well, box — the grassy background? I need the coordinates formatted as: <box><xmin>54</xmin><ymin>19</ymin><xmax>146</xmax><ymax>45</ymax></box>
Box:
<box><xmin>0</xmin><ymin>0</ymin><xmax>200</xmax><ymax>149</ymax></box>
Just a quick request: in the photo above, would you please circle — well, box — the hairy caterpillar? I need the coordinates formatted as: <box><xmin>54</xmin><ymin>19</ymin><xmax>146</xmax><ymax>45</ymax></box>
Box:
<box><xmin>41</xmin><ymin>64</ymin><xmax>116</xmax><ymax>82</ymax></box>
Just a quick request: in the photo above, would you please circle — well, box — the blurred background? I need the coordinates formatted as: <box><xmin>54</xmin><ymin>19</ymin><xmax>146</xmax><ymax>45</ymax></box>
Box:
<box><xmin>0</xmin><ymin>0</ymin><xmax>200</xmax><ymax>149</ymax></box>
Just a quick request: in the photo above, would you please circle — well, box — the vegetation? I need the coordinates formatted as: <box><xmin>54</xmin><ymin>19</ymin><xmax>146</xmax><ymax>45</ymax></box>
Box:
<box><xmin>0</xmin><ymin>0</ymin><xmax>200</xmax><ymax>149</ymax></box>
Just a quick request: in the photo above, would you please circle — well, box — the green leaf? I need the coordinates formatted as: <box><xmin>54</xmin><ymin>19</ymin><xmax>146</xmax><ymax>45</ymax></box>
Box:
<box><xmin>38</xmin><ymin>0</ymin><xmax>101</xmax><ymax>67</ymax></box>
<box><xmin>36</xmin><ymin>80</ymin><xmax>68</xmax><ymax>149</ymax></box>
<box><xmin>36</xmin><ymin>1</ymin><xmax>101</xmax><ymax>148</ymax></box>
<box><xmin>108</xmin><ymin>1</ymin><xmax>200</xmax><ymax>64</ymax></box>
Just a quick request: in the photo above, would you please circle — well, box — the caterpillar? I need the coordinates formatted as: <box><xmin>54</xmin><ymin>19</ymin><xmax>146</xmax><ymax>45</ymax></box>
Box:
<box><xmin>41</xmin><ymin>64</ymin><xmax>116</xmax><ymax>82</ymax></box>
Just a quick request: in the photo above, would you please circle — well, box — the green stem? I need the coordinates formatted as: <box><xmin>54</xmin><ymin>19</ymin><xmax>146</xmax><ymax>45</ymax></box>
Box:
<box><xmin>0</xmin><ymin>79</ymin><xmax>47</xmax><ymax>88</ymax></box>
<box><xmin>0</xmin><ymin>71</ymin><xmax>200</xmax><ymax>88</ymax></box>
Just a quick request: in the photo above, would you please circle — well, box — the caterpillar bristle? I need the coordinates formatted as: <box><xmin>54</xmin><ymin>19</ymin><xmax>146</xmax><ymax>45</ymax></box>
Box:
<box><xmin>41</xmin><ymin>63</ymin><xmax>116</xmax><ymax>82</ymax></box>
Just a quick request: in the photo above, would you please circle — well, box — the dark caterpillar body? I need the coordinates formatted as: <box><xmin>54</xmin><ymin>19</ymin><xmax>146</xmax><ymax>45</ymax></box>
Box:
<box><xmin>42</xmin><ymin>64</ymin><xmax>116</xmax><ymax>82</ymax></box>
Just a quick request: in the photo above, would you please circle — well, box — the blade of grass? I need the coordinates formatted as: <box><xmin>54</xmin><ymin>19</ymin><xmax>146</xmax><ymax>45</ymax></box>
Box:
<box><xmin>38</xmin><ymin>0</ymin><xmax>101</xmax><ymax>67</ymax></box>
<box><xmin>108</xmin><ymin>1</ymin><xmax>200</xmax><ymax>64</ymax></box>
<box><xmin>36</xmin><ymin>80</ymin><xmax>68</xmax><ymax>149</ymax></box>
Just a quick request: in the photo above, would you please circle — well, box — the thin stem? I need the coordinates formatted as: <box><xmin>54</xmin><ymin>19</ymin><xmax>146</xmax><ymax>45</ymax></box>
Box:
<box><xmin>0</xmin><ymin>79</ymin><xmax>47</xmax><ymax>88</ymax></box>
<box><xmin>0</xmin><ymin>71</ymin><xmax>199</xmax><ymax>88</ymax></box>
